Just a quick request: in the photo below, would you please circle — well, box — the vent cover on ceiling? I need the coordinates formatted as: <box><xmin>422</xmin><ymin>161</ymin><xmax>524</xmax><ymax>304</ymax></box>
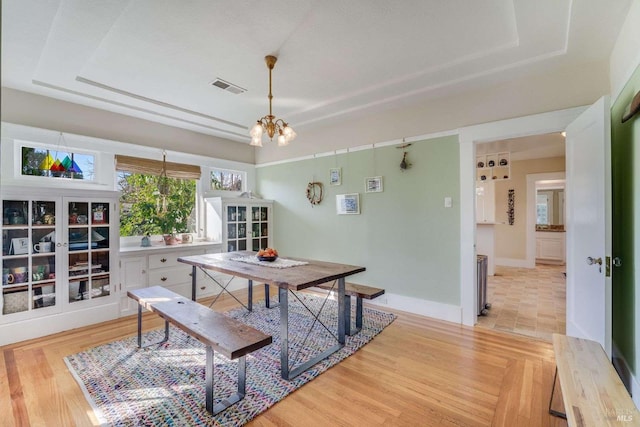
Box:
<box><xmin>210</xmin><ymin>78</ymin><xmax>246</xmax><ymax>95</ymax></box>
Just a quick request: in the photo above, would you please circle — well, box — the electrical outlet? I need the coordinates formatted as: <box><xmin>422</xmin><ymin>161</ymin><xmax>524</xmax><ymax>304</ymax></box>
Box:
<box><xmin>444</xmin><ymin>197</ymin><xmax>452</xmax><ymax>208</ymax></box>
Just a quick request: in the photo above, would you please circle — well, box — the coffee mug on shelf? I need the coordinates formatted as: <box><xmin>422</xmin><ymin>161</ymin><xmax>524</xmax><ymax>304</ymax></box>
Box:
<box><xmin>3</xmin><ymin>273</ymin><xmax>14</xmax><ymax>285</ymax></box>
<box><xmin>34</xmin><ymin>241</ymin><xmax>52</xmax><ymax>253</ymax></box>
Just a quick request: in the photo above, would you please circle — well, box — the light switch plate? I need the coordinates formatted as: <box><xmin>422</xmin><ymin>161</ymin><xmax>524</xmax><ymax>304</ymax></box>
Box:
<box><xmin>444</xmin><ymin>197</ymin><xmax>452</xmax><ymax>208</ymax></box>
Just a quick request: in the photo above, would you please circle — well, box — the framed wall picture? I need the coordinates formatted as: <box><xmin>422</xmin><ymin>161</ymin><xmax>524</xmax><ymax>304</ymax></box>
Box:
<box><xmin>336</xmin><ymin>193</ymin><xmax>360</xmax><ymax>215</ymax></box>
<box><xmin>365</xmin><ymin>176</ymin><xmax>383</xmax><ymax>193</ymax></box>
<box><xmin>329</xmin><ymin>168</ymin><xmax>341</xmax><ymax>186</ymax></box>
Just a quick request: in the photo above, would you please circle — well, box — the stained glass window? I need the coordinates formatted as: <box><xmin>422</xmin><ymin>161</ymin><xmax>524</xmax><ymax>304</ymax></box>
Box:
<box><xmin>21</xmin><ymin>147</ymin><xmax>95</xmax><ymax>181</ymax></box>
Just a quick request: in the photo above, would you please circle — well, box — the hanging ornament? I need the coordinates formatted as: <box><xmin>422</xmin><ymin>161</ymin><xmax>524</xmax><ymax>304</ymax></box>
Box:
<box><xmin>397</xmin><ymin>141</ymin><xmax>412</xmax><ymax>171</ymax></box>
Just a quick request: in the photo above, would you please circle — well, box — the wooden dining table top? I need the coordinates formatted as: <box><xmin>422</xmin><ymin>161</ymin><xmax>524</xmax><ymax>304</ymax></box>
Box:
<box><xmin>178</xmin><ymin>251</ymin><xmax>365</xmax><ymax>291</ymax></box>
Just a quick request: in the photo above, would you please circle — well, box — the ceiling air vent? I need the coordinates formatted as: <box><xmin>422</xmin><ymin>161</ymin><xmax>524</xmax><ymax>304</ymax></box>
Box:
<box><xmin>210</xmin><ymin>78</ymin><xmax>246</xmax><ymax>95</ymax></box>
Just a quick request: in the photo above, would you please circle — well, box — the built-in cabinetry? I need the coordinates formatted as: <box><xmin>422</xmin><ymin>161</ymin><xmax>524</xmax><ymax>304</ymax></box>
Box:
<box><xmin>536</xmin><ymin>231</ymin><xmax>566</xmax><ymax>264</ymax></box>
<box><xmin>119</xmin><ymin>243</ymin><xmax>222</xmax><ymax>316</ymax></box>
<box><xmin>476</xmin><ymin>152</ymin><xmax>510</xmax><ymax>182</ymax></box>
<box><xmin>204</xmin><ymin>198</ymin><xmax>273</xmax><ymax>253</ymax></box>
<box><xmin>476</xmin><ymin>181</ymin><xmax>496</xmax><ymax>223</ymax></box>
<box><xmin>1</xmin><ymin>188</ymin><xmax>119</xmax><ymax>344</ymax></box>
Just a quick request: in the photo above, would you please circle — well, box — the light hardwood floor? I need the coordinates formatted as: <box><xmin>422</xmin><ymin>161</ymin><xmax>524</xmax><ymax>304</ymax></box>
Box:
<box><xmin>1</xmin><ymin>288</ymin><xmax>567</xmax><ymax>426</ymax></box>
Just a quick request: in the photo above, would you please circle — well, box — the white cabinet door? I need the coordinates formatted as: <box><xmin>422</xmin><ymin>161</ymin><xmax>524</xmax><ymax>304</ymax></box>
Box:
<box><xmin>119</xmin><ymin>256</ymin><xmax>146</xmax><ymax>316</ymax></box>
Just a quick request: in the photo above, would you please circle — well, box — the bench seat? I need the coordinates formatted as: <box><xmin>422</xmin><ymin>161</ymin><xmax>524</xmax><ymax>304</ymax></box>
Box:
<box><xmin>550</xmin><ymin>333</ymin><xmax>638</xmax><ymax>425</ymax></box>
<box><xmin>315</xmin><ymin>282</ymin><xmax>385</xmax><ymax>335</ymax></box>
<box><xmin>128</xmin><ymin>286</ymin><xmax>272</xmax><ymax>414</ymax></box>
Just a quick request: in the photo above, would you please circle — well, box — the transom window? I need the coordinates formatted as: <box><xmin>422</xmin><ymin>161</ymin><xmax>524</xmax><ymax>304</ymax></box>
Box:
<box><xmin>210</xmin><ymin>168</ymin><xmax>244</xmax><ymax>191</ymax></box>
<box><xmin>21</xmin><ymin>146</ymin><xmax>95</xmax><ymax>181</ymax></box>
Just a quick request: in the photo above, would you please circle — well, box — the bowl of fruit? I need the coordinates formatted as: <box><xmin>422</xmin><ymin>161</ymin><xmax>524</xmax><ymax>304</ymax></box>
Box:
<box><xmin>257</xmin><ymin>248</ymin><xmax>278</xmax><ymax>262</ymax></box>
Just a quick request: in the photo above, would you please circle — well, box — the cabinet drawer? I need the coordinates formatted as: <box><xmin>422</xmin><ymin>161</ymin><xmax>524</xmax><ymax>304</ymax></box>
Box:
<box><xmin>148</xmin><ymin>249</ymin><xmax>204</xmax><ymax>270</ymax></box>
<box><xmin>148</xmin><ymin>266</ymin><xmax>193</xmax><ymax>286</ymax></box>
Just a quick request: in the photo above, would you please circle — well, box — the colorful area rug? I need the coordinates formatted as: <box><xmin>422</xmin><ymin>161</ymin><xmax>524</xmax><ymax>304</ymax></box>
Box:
<box><xmin>65</xmin><ymin>293</ymin><xmax>395</xmax><ymax>426</ymax></box>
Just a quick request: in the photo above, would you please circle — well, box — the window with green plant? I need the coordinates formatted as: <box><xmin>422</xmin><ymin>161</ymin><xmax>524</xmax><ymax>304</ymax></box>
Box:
<box><xmin>117</xmin><ymin>172</ymin><xmax>196</xmax><ymax>236</ymax></box>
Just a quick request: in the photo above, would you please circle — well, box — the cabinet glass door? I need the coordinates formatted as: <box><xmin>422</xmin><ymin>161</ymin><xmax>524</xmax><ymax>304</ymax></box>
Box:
<box><xmin>2</xmin><ymin>199</ymin><xmax>57</xmax><ymax>316</ymax></box>
<box><xmin>226</xmin><ymin>205</ymin><xmax>249</xmax><ymax>252</ymax></box>
<box><xmin>67</xmin><ymin>201</ymin><xmax>111</xmax><ymax>303</ymax></box>
<box><xmin>251</xmin><ymin>206</ymin><xmax>269</xmax><ymax>251</ymax></box>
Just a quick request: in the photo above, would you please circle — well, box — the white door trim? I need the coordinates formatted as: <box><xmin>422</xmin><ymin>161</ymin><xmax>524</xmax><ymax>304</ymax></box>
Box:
<box><xmin>458</xmin><ymin>106</ymin><xmax>586</xmax><ymax>326</ymax></box>
<box><xmin>526</xmin><ymin>172</ymin><xmax>566</xmax><ymax>268</ymax></box>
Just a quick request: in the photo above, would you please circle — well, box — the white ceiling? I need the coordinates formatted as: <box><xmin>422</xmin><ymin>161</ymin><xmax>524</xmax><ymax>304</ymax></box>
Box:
<box><xmin>1</xmin><ymin>0</ymin><xmax>632</xmax><ymax>147</ymax></box>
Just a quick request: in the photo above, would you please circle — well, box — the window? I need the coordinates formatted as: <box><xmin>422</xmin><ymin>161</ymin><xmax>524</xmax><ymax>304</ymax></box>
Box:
<box><xmin>536</xmin><ymin>194</ymin><xmax>549</xmax><ymax>225</ymax></box>
<box><xmin>210</xmin><ymin>168</ymin><xmax>244</xmax><ymax>191</ymax></box>
<box><xmin>21</xmin><ymin>146</ymin><xmax>95</xmax><ymax>181</ymax></box>
<box><xmin>117</xmin><ymin>172</ymin><xmax>196</xmax><ymax>236</ymax></box>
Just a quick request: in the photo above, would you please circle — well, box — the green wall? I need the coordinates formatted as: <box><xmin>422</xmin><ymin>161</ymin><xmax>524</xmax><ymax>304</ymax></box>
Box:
<box><xmin>612</xmin><ymin>63</ymin><xmax>640</xmax><ymax>376</ymax></box>
<box><xmin>256</xmin><ymin>135</ymin><xmax>461</xmax><ymax>305</ymax></box>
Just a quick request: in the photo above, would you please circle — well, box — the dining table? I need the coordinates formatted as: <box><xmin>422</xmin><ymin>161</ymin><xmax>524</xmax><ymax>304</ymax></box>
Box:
<box><xmin>177</xmin><ymin>251</ymin><xmax>365</xmax><ymax>380</ymax></box>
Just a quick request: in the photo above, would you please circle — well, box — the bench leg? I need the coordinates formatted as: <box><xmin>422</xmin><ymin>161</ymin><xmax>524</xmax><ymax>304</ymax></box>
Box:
<box><xmin>265</xmin><ymin>284</ymin><xmax>280</xmax><ymax>309</ymax></box>
<box><xmin>136</xmin><ymin>304</ymin><xmax>170</xmax><ymax>348</ymax></box>
<box><xmin>345</xmin><ymin>295</ymin><xmax>352</xmax><ymax>336</ymax></box>
<box><xmin>206</xmin><ymin>346</ymin><xmax>246</xmax><ymax>415</ymax></box>
<box><xmin>548</xmin><ymin>367</ymin><xmax>567</xmax><ymax>419</ymax></box>
<box><xmin>248</xmin><ymin>279</ymin><xmax>253</xmax><ymax>312</ymax></box>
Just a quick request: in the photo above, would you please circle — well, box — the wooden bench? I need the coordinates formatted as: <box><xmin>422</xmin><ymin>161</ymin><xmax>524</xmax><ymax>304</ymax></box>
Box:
<box><xmin>127</xmin><ymin>286</ymin><xmax>272</xmax><ymax>415</ymax></box>
<box><xmin>550</xmin><ymin>333</ymin><xmax>639</xmax><ymax>425</ymax></box>
<box><xmin>315</xmin><ymin>282</ymin><xmax>385</xmax><ymax>335</ymax></box>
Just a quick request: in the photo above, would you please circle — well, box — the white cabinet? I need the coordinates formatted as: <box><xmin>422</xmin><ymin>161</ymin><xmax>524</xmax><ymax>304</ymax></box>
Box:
<box><xmin>119</xmin><ymin>255</ymin><xmax>147</xmax><ymax>316</ymax></box>
<box><xmin>1</xmin><ymin>188</ymin><xmax>119</xmax><ymax>345</ymax></box>
<box><xmin>119</xmin><ymin>243</ymin><xmax>222</xmax><ymax>314</ymax></box>
<box><xmin>476</xmin><ymin>181</ymin><xmax>496</xmax><ymax>223</ymax></box>
<box><xmin>205</xmin><ymin>198</ymin><xmax>273</xmax><ymax>253</ymax></box>
<box><xmin>535</xmin><ymin>232</ymin><xmax>566</xmax><ymax>264</ymax></box>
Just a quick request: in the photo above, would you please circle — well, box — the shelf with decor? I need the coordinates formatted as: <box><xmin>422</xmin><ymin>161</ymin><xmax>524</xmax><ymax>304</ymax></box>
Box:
<box><xmin>476</xmin><ymin>152</ymin><xmax>510</xmax><ymax>181</ymax></box>
<box><xmin>1</xmin><ymin>189</ymin><xmax>119</xmax><ymax>326</ymax></box>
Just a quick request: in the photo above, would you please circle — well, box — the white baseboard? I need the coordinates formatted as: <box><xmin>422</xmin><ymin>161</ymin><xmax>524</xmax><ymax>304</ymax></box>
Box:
<box><xmin>612</xmin><ymin>342</ymin><xmax>640</xmax><ymax>408</ymax></box>
<box><xmin>366</xmin><ymin>292</ymin><xmax>462</xmax><ymax>324</ymax></box>
<box><xmin>0</xmin><ymin>303</ymin><xmax>120</xmax><ymax>346</ymax></box>
<box><xmin>495</xmin><ymin>257</ymin><xmax>530</xmax><ymax>268</ymax></box>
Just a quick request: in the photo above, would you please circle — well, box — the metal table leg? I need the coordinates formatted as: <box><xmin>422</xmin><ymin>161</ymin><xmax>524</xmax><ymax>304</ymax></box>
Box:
<box><xmin>279</xmin><ymin>279</ymin><xmax>345</xmax><ymax>380</ymax></box>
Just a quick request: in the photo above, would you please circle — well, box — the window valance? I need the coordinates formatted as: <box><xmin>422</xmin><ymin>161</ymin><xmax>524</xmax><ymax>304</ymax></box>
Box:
<box><xmin>115</xmin><ymin>155</ymin><xmax>201</xmax><ymax>180</ymax></box>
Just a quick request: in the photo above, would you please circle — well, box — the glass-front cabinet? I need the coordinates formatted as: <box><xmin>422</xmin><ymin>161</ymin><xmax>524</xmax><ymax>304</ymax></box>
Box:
<box><xmin>204</xmin><ymin>197</ymin><xmax>273</xmax><ymax>253</ymax></box>
<box><xmin>2</xmin><ymin>198</ymin><xmax>57</xmax><ymax>316</ymax></box>
<box><xmin>224</xmin><ymin>201</ymin><xmax>272</xmax><ymax>253</ymax></box>
<box><xmin>66</xmin><ymin>200</ymin><xmax>112</xmax><ymax>303</ymax></box>
<box><xmin>1</xmin><ymin>190</ymin><xmax>118</xmax><ymax>322</ymax></box>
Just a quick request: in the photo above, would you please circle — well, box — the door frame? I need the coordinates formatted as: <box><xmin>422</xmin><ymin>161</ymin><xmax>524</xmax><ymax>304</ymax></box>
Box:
<box><xmin>458</xmin><ymin>106</ymin><xmax>587</xmax><ymax>325</ymax></box>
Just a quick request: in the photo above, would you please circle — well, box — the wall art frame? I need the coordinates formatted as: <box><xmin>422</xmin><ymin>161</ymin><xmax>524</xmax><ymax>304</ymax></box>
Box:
<box><xmin>336</xmin><ymin>193</ymin><xmax>360</xmax><ymax>215</ymax></box>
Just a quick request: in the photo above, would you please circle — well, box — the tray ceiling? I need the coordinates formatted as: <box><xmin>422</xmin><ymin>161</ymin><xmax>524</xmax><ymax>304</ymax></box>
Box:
<box><xmin>1</xmin><ymin>0</ymin><xmax>632</xmax><ymax>144</ymax></box>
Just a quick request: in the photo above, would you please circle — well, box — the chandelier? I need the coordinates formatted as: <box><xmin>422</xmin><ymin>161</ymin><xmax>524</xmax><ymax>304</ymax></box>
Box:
<box><xmin>250</xmin><ymin>55</ymin><xmax>296</xmax><ymax>147</ymax></box>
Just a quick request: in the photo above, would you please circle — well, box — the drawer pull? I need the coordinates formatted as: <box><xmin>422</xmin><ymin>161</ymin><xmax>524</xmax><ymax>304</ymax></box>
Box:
<box><xmin>200</xmin><ymin>286</ymin><xmax>206</xmax><ymax>290</ymax></box>
<box><xmin>160</xmin><ymin>277</ymin><xmax>167</xmax><ymax>282</ymax></box>
<box><xmin>160</xmin><ymin>258</ymin><xmax>167</xmax><ymax>263</ymax></box>
<box><xmin>188</xmin><ymin>273</ymin><xmax>193</xmax><ymax>277</ymax></box>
